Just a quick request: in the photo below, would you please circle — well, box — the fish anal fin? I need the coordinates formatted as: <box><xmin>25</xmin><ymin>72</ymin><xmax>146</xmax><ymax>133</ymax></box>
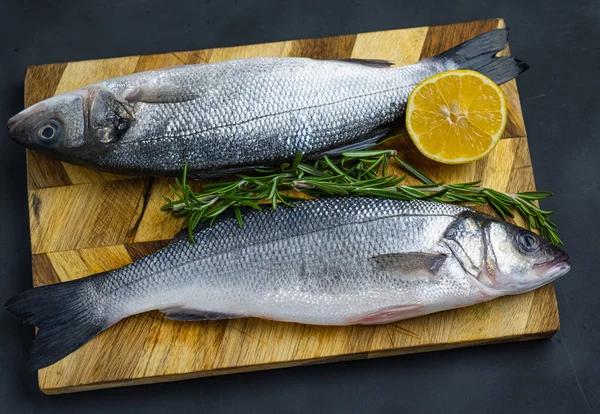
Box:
<box><xmin>371</xmin><ymin>252</ymin><xmax>447</xmax><ymax>277</ymax></box>
<box><xmin>161</xmin><ymin>307</ymin><xmax>240</xmax><ymax>321</ymax></box>
<box><xmin>349</xmin><ymin>304</ymin><xmax>424</xmax><ymax>325</ymax></box>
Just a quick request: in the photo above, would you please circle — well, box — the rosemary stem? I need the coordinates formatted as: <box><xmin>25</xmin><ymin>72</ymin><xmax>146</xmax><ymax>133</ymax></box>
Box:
<box><xmin>171</xmin><ymin>202</ymin><xmax>186</xmax><ymax>212</ymax></box>
<box><xmin>292</xmin><ymin>181</ymin><xmax>314</xmax><ymax>189</ymax></box>
<box><xmin>163</xmin><ymin>149</ymin><xmax>562</xmax><ymax>245</ymax></box>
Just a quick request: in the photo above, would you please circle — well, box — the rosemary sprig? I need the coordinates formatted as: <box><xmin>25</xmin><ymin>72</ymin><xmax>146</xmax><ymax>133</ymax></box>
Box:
<box><xmin>162</xmin><ymin>145</ymin><xmax>562</xmax><ymax>245</ymax></box>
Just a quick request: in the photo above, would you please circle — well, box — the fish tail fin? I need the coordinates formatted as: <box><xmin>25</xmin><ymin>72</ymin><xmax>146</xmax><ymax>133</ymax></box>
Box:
<box><xmin>5</xmin><ymin>276</ymin><xmax>110</xmax><ymax>371</ymax></box>
<box><xmin>437</xmin><ymin>29</ymin><xmax>529</xmax><ymax>84</ymax></box>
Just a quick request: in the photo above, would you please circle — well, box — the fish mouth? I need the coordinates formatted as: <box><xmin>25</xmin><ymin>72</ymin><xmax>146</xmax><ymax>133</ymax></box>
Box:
<box><xmin>544</xmin><ymin>261</ymin><xmax>571</xmax><ymax>280</ymax></box>
<box><xmin>7</xmin><ymin>114</ymin><xmax>24</xmax><ymax>136</ymax></box>
<box><xmin>534</xmin><ymin>251</ymin><xmax>571</xmax><ymax>280</ymax></box>
<box><xmin>7</xmin><ymin>102</ymin><xmax>48</xmax><ymax>140</ymax></box>
<box><xmin>7</xmin><ymin>116</ymin><xmax>19</xmax><ymax>132</ymax></box>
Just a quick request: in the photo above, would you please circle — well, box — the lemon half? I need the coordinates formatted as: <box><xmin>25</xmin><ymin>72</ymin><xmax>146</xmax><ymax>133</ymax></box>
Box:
<box><xmin>406</xmin><ymin>70</ymin><xmax>507</xmax><ymax>164</ymax></box>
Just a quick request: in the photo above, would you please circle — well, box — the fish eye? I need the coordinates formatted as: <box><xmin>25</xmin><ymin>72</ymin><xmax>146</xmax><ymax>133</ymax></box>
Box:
<box><xmin>516</xmin><ymin>231</ymin><xmax>540</xmax><ymax>253</ymax></box>
<box><xmin>37</xmin><ymin>121</ymin><xmax>61</xmax><ymax>144</ymax></box>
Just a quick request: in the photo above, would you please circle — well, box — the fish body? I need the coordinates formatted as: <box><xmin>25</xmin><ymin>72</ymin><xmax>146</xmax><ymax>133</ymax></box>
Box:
<box><xmin>7</xmin><ymin>30</ymin><xmax>527</xmax><ymax>177</ymax></box>
<box><xmin>6</xmin><ymin>197</ymin><xmax>569</xmax><ymax>371</ymax></box>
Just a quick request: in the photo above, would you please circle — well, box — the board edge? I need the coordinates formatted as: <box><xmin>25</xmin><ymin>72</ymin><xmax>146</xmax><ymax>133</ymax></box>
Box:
<box><xmin>40</xmin><ymin>327</ymin><xmax>557</xmax><ymax>395</ymax></box>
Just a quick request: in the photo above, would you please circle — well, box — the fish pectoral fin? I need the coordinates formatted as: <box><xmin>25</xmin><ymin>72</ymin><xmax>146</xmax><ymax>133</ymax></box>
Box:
<box><xmin>370</xmin><ymin>252</ymin><xmax>447</xmax><ymax>277</ymax></box>
<box><xmin>124</xmin><ymin>84</ymin><xmax>198</xmax><ymax>103</ymax></box>
<box><xmin>321</xmin><ymin>128</ymin><xmax>392</xmax><ymax>157</ymax></box>
<box><xmin>334</xmin><ymin>58</ymin><xmax>394</xmax><ymax>68</ymax></box>
<box><xmin>161</xmin><ymin>307</ymin><xmax>241</xmax><ymax>321</ymax></box>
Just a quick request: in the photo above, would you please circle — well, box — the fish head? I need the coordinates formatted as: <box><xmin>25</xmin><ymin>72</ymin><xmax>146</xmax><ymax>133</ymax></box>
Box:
<box><xmin>7</xmin><ymin>93</ymin><xmax>87</xmax><ymax>154</ymax></box>
<box><xmin>484</xmin><ymin>220</ymin><xmax>570</xmax><ymax>293</ymax></box>
<box><xmin>7</xmin><ymin>87</ymin><xmax>134</xmax><ymax>165</ymax></box>
<box><xmin>443</xmin><ymin>212</ymin><xmax>570</xmax><ymax>295</ymax></box>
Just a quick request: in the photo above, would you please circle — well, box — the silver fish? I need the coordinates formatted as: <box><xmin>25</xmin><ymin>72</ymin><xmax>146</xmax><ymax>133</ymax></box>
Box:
<box><xmin>6</xmin><ymin>197</ymin><xmax>568</xmax><ymax>371</ymax></box>
<box><xmin>7</xmin><ymin>30</ymin><xmax>527</xmax><ymax>177</ymax></box>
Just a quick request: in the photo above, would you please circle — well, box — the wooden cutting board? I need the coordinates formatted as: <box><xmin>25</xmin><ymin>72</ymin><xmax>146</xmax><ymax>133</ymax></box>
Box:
<box><xmin>23</xmin><ymin>18</ymin><xmax>559</xmax><ymax>394</ymax></box>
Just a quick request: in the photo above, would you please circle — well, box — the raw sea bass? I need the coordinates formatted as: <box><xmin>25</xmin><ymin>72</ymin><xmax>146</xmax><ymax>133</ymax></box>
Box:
<box><xmin>7</xmin><ymin>30</ymin><xmax>527</xmax><ymax>177</ymax></box>
<box><xmin>7</xmin><ymin>197</ymin><xmax>569</xmax><ymax>371</ymax></box>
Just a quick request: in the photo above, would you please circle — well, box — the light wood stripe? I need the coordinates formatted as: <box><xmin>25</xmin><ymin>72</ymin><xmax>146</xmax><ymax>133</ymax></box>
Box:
<box><xmin>29</xmin><ymin>179</ymin><xmax>147</xmax><ymax>254</ymax></box>
<box><xmin>54</xmin><ymin>56</ymin><xmax>140</xmax><ymax>94</ymax></box>
<box><xmin>351</xmin><ymin>26</ymin><xmax>428</xmax><ymax>65</ymax></box>
<box><xmin>287</xmin><ymin>34</ymin><xmax>357</xmax><ymax>59</ymax></box>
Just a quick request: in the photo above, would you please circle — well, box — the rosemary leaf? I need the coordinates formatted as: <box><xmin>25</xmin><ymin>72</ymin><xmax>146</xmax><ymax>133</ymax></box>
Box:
<box><xmin>234</xmin><ymin>207</ymin><xmax>243</xmax><ymax>228</ymax></box>
<box><xmin>394</xmin><ymin>157</ymin><xmax>434</xmax><ymax>185</ymax></box>
<box><xmin>516</xmin><ymin>191</ymin><xmax>553</xmax><ymax>200</ymax></box>
<box><xmin>292</xmin><ymin>153</ymin><xmax>303</xmax><ymax>173</ymax></box>
<box><xmin>342</xmin><ymin>149</ymin><xmax>395</xmax><ymax>158</ymax></box>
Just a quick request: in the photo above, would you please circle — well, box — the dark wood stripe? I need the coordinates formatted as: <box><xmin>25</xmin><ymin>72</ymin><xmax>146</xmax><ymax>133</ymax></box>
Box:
<box><xmin>26</xmin><ymin>151</ymin><xmax>72</xmax><ymax>190</ymax></box>
<box><xmin>184</xmin><ymin>50</ymin><xmax>214</xmax><ymax>65</ymax></box>
<box><xmin>30</xmin><ymin>192</ymin><xmax>42</xmax><ymax>221</ymax></box>
<box><xmin>125</xmin><ymin>240</ymin><xmax>170</xmax><ymax>261</ymax></box>
<box><xmin>502</xmin><ymin>81</ymin><xmax>528</xmax><ymax>138</ymax></box>
<box><xmin>419</xmin><ymin>19</ymin><xmax>501</xmax><ymax>59</ymax></box>
<box><xmin>288</xmin><ymin>34</ymin><xmax>357</xmax><ymax>59</ymax></box>
<box><xmin>24</xmin><ymin>63</ymin><xmax>67</xmax><ymax>107</ymax></box>
<box><xmin>125</xmin><ymin>178</ymin><xmax>155</xmax><ymax>243</ymax></box>
<box><xmin>31</xmin><ymin>253</ymin><xmax>61</xmax><ymax>286</ymax></box>
<box><xmin>505</xmin><ymin>138</ymin><xmax>536</xmax><ymax>193</ymax></box>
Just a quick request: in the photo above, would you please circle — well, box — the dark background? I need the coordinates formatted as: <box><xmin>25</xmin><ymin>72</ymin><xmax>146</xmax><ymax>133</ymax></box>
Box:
<box><xmin>1</xmin><ymin>0</ymin><xmax>598</xmax><ymax>412</ymax></box>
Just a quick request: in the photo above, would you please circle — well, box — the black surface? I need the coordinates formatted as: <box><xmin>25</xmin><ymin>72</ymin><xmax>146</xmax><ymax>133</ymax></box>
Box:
<box><xmin>1</xmin><ymin>0</ymin><xmax>598</xmax><ymax>412</ymax></box>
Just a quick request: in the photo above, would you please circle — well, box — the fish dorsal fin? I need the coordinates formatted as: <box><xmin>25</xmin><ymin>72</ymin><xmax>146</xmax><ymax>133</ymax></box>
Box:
<box><xmin>124</xmin><ymin>84</ymin><xmax>198</xmax><ymax>103</ymax></box>
<box><xmin>371</xmin><ymin>252</ymin><xmax>447</xmax><ymax>278</ymax></box>
<box><xmin>335</xmin><ymin>58</ymin><xmax>394</xmax><ymax>68</ymax></box>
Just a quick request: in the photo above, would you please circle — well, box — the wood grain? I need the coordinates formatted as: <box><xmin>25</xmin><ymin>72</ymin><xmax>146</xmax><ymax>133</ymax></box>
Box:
<box><xmin>20</xmin><ymin>18</ymin><xmax>559</xmax><ymax>394</ymax></box>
